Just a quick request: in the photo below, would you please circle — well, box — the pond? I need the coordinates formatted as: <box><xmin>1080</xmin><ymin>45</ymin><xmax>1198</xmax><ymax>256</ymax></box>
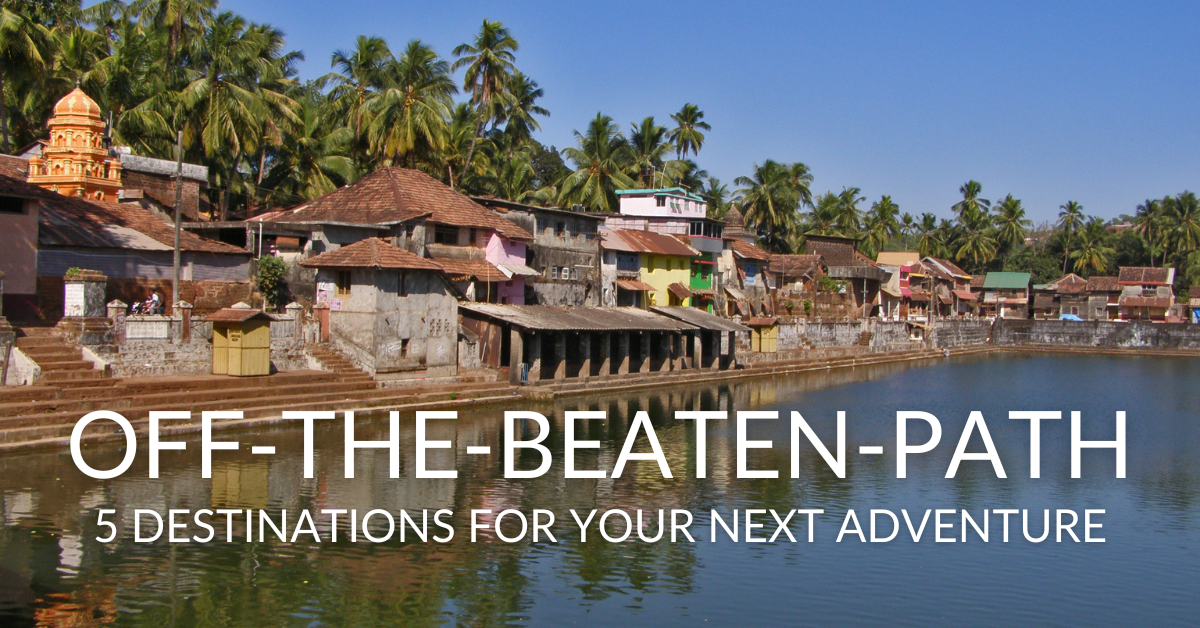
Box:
<box><xmin>1</xmin><ymin>353</ymin><xmax>1197</xmax><ymax>626</ymax></box>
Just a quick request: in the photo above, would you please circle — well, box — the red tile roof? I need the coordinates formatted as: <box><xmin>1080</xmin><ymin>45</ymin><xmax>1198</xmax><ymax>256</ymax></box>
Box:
<box><xmin>1119</xmin><ymin>296</ymin><xmax>1172</xmax><ymax>308</ymax></box>
<box><xmin>435</xmin><ymin>257</ymin><xmax>506</xmax><ymax>282</ymax></box>
<box><xmin>282</xmin><ymin>167</ymin><xmax>532</xmax><ymax>240</ymax></box>
<box><xmin>299</xmin><ymin>238</ymin><xmax>442</xmax><ymax>271</ymax></box>
<box><xmin>0</xmin><ymin>154</ymin><xmax>29</xmax><ymax>179</ymax></box>
<box><xmin>1118</xmin><ymin>266</ymin><xmax>1172</xmax><ymax>285</ymax></box>
<box><xmin>730</xmin><ymin>238</ymin><xmax>771</xmax><ymax>261</ymax></box>
<box><xmin>803</xmin><ymin>234</ymin><xmax>860</xmax><ymax>267</ymax></box>
<box><xmin>1048</xmin><ymin>273</ymin><xmax>1088</xmax><ymax>294</ymax></box>
<box><xmin>602</xmin><ymin>228</ymin><xmax>698</xmax><ymax>257</ymax></box>
<box><xmin>204</xmin><ymin>307</ymin><xmax>274</xmax><ymax>323</ymax></box>
<box><xmin>924</xmin><ymin>257</ymin><xmax>970</xmax><ymax>280</ymax></box>
<box><xmin>4</xmin><ymin>173</ymin><xmax>246</xmax><ymax>255</ymax></box>
<box><xmin>1086</xmin><ymin>276</ymin><xmax>1119</xmax><ymax>292</ymax></box>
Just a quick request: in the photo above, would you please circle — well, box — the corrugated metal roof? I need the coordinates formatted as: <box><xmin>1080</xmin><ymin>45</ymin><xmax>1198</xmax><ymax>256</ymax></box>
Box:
<box><xmin>651</xmin><ymin>306</ymin><xmax>750</xmax><ymax>332</ymax></box>
<box><xmin>668</xmin><ymin>282</ymin><xmax>693</xmax><ymax>299</ymax></box>
<box><xmin>1118</xmin><ymin>266</ymin><xmax>1174</xmax><ymax>285</ymax></box>
<box><xmin>616</xmin><ymin>279</ymin><xmax>655</xmax><ymax>291</ymax></box>
<box><xmin>982</xmin><ymin>272</ymin><xmax>1031</xmax><ymax>289</ymax></box>
<box><xmin>460</xmin><ymin>304</ymin><xmax>697</xmax><ymax>331</ymax></box>
<box><xmin>601</xmin><ymin>228</ymin><xmax>698</xmax><ymax>256</ymax></box>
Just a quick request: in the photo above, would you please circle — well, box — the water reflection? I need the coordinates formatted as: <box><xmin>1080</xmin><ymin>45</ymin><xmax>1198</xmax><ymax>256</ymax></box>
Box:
<box><xmin>1</xmin><ymin>353</ymin><xmax>1198</xmax><ymax>626</ymax></box>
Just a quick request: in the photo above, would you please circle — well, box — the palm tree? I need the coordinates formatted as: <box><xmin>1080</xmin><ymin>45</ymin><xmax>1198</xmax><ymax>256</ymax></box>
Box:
<box><xmin>862</xmin><ymin>195</ymin><xmax>900</xmax><ymax>257</ymax></box>
<box><xmin>993</xmin><ymin>194</ymin><xmax>1032</xmax><ymax>251</ymax></box>
<box><xmin>363</xmin><ymin>39</ymin><xmax>454</xmax><ymax>169</ymax></box>
<box><xmin>624</xmin><ymin>116</ymin><xmax>672</xmax><ymax>187</ymax></box>
<box><xmin>1070</xmin><ymin>217</ymin><xmax>1115</xmax><ymax>275</ymax></box>
<box><xmin>324</xmin><ymin>35</ymin><xmax>392</xmax><ymax>162</ymax></box>
<box><xmin>176</xmin><ymin>12</ymin><xmax>299</xmax><ymax>218</ymax></box>
<box><xmin>900</xmin><ymin>212</ymin><xmax>916</xmax><ymax>249</ymax></box>
<box><xmin>953</xmin><ymin>180</ymin><xmax>991</xmax><ymax>222</ymax></box>
<box><xmin>915</xmin><ymin>212</ymin><xmax>945</xmax><ymax>258</ymax></box>
<box><xmin>806</xmin><ymin>192</ymin><xmax>839</xmax><ymax>237</ymax></box>
<box><xmin>0</xmin><ymin>4</ymin><xmax>53</xmax><ymax>151</ymax></box>
<box><xmin>1134</xmin><ymin>198</ymin><xmax>1166</xmax><ymax>267</ymax></box>
<box><xmin>452</xmin><ymin>19</ymin><xmax>517</xmax><ymax>179</ymax></box>
<box><xmin>734</xmin><ymin>160</ymin><xmax>812</xmax><ymax>252</ymax></box>
<box><xmin>558</xmin><ymin>113</ymin><xmax>634</xmax><ymax>212</ymax></box>
<box><xmin>1166</xmin><ymin>191</ymin><xmax>1200</xmax><ymax>260</ymax></box>
<box><xmin>954</xmin><ymin>209</ymin><xmax>998</xmax><ymax>268</ymax></box>
<box><xmin>1057</xmin><ymin>200</ymin><xmax>1085</xmax><ymax>273</ymax></box>
<box><xmin>496</xmin><ymin>70</ymin><xmax>547</xmax><ymax>145</ymax></box>
<box><xmin>701</xmin><ymin>177</ymin><xmax>730</xmax><ymax>218</ymax></box>
<box><xmin>260</xmin><ymin>101</ymin><xmax>354</xmax><ymax>205</ymax></box>
<box><xmin>131</xmin><ymin>0</ymin><xmax>216</xmax><ymax>61</ymax></box>
<box><xmin>833</xmin><ymin>186</ymin><xmax>864</xmax><ymax>238</ymax></box>
<box><xmin>667</xmin><ymin>103</ymin><xmax>710</xmax><ymax>159</ymax></box>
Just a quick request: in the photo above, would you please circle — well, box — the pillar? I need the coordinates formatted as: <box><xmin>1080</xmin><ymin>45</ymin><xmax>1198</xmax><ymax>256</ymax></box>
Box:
<box><xmin>528</xmin><ymin>332</ymin><xmax>542</xmax><ymax>381</ymax></box>
<box><xmin>658</xmin><ymin>333</ymin><xmax>672</xmax><ymax>372</ymax></box>
<box><xmin>579</xmin><ymin>333</ymin><xmax>591</xmax><ymax>380</ymax></box>
<box><xmin>692</xmin><ymin>333</ymin><xmax>703</xmax><ymax>370</ymax></box>
<box><xmin>509</xmin><ymin>328</ymin><xmax>524</xmax><ymax>385</ymax></box>
<box><xmin>107</xmin><ymin>300</ymin><xmax>127</xmax><ymax>343</ymax></box>
<box><xmin>176</xmin><ymin>301</ymin><xmax>193</xmax><ymax>342</ymax></box>
<box><xmin>727</xmin><ymin>331</ymin><xmax>737</xmax><ymax>369</ymax></box>
<box><xmin>672</xmin><ymin>334</ymin><xmax>684</xmax><ymax>370</ymax></box>
<box><xmin>553</xmin><ymin>332</ymin><xmax>567</xmax><ymax>381</ymax></box>
<box><xmin>313</xmin><ymin>303</ymin><xmax>330</xmax><ymax>343</ymax></box>
<box><xmin>617</xmin><ymin>332</ymin><xmax>630</xmax><ymax>375</ymax></box>
<box><xmin>285</xmin><ymin>302</ymin><xmax>304</xmax><ymax>338</ymax></box>
<box><xmin>638</xmin><ymin>332</ymin><xmax>651</xmax><ymax>373</ymax></box>
<box><xmin>709</xmin><ymin>332</ymin><xmax>720</xmax><ymax>371</ymax></box>
<box><xmin>598</xmin><ymin>332</ymin><xmax>612</xmax><ymax>377</ymax></box>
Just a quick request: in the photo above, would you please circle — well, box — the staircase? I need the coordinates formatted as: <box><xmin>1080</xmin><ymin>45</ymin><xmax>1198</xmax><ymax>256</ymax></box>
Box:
<box><xmin>306</xmin><ymin>343</ymin><xmax>370</xmax><ymax>379</ymax></box>
<box><xmin>858</xmin><ymin>331</ymin><xmax>873</xmax><ymax>347</ymax></box>
<box><xmin>14</xmin><ymin>327</ymin><xmax>115</xmax><ymax>389</ymax></box>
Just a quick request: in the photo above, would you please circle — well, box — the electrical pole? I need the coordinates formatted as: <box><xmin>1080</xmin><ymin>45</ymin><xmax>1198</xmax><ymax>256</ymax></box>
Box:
<box><xmin>172</xmin><ymin>130</ymin><xmax>183</xmax><ymax>314</ymax></box>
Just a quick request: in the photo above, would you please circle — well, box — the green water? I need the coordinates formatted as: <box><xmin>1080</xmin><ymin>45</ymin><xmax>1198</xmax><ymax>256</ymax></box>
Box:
<box><xmin>1</xmin><ymin>353</ymin><xmax>1197</xmax><ymax>626</ymax></box>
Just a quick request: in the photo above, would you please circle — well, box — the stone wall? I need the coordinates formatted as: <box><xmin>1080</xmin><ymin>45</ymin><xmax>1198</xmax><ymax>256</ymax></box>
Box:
<box><xmin>775</xmin><ymin>318</ymin><xmax>913</xmax><ymax>350</ymax></box>
<box><xmin>931</xmin><ymin>319</ymin><xmax>992</xmax><ymax>348</ymax></box>
<box><xmin>36</xmin><ymin>275</ymin><xmax>254</xmax><ymax>321</ymax></box>
<box><xmin>994</xmin><ymin>319</ymin><xmax>1200</xmax><ymax>349</ymax></box>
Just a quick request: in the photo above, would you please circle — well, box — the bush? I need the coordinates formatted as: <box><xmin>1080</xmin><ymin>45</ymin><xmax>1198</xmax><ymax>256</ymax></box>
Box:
<box><xmin>256</xmin><ymin>256</ymin><xmax>289</xmax><ymax>310</ymax></box>
<box><xmin>803</xmin><ymin>299</ymin><xmax>813</xmax><ymax>315</ymax></box>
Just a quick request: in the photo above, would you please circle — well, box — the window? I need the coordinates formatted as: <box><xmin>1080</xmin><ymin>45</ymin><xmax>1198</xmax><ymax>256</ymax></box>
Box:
<box><xmin>556</xmin><ymin>222</ymin><xmax>566</xmax><ymax>237</ymax></box>
<box><xmin>656</xmin><ymin>196</ymin><xmax>666</xmax><ymax>207</ymax></box>
<box><xmin>400</xmin><ymin>338</ymin><xmax>410</xmax><ymax>358</ymax></box>
<box><xmin>398</xmin><ymin>272</ymin><xmax>407</xmax><ymax>297</ymax></box>
<box><xmin>0</xmin><ymin>196</ymin><xmax>24</xmax><ymax>214</ymax></box>
<box><xmin>335</xmin><ymin>270</ymin><xmax>352</xmax><ymax>296</ymax></box>
<box><xmin>570</xmin><ymin>268</ymin><xmax>578</xmax><ymax>280</ymax></box>
<box><xmin>690</xmin><ymin>221</ymin><xmax>703</xmax><ymax>236</ymax></box>
<box><xmin>648</xmin><ymin>258</ymin><xmax>655</xmax><ymax>272</ymax></box>
<box><xmin>469</xmin><ymin>228</ymin><xmax>478</xmax><ymax>246</ymax></box>
<box><xmin>550</xmin><ymin>266</ymin><xmax>558</xmax><ymax>280</ymax></box>
<box><xmin>433</xmin><ymin>225</ymin><xmax>459</xmax><ymax>245</ymax></box>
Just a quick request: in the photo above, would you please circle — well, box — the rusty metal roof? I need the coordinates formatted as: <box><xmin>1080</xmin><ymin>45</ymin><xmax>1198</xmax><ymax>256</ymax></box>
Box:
<box><xmin>616</xmin><ymin>279</ymin><xmax>655</xmax><ymax>291</ymax></box>
<box><xmin>459</xmin><ymin>304</ymin><xmax>697</xmax><ymax>332</ymax></box>
<box><xmin>650</xmin><ymin>306</ymin><xmax>750</xmax><ymax>332</ymax></box>
<box><xmin>204</xmin><ymin>307</ymin><xmax>275</xmax><ymax>323</ymax></box>
<box><xmin>601</xmin><ymin>228</ymin><xmax>698</xmax><ymax>257</ymax></box>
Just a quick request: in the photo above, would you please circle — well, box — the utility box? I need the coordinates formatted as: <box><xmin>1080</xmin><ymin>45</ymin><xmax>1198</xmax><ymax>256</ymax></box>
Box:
<box><xmin>207</xmin><ymin>305</ymin><xmax>273</xmax><ymax>376</ymax></box>
<box><xmin>748</xmin><ymin>317</ymin><xmax>779</xmax><ymax>353</ymax></box>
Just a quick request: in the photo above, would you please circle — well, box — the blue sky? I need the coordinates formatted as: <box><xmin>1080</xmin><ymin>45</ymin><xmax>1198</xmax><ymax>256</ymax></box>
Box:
<box><xmin>217</xmin><ymin>0</ymin><xmax>1200</xmax><ymax>223</ymax></box>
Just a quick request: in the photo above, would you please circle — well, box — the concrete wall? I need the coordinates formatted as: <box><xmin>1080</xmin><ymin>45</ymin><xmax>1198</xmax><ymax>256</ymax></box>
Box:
<box><xmin>994</xmin><ymin>319</ymin><xmax>1200</xmax><ymax>349</ymax></box>
<box><xmin>641</xmin><ymin>253</ymin><xmax>692</xmax><ymax>307</ymax></box>
<box><xmin>99</xmin><ymin>315</ymin><xmax>308</xmax><ymax>377</ymax></box>
<box><xmin>0</xmin><ymin>197</ymin><xmax>38</xmax><ymax>297</ymax></box>
<box><xmin>774</xmin><ymin>319</ymin><xmax>913</xmax><ymax>351</ymax></box>
<box><xmin>321</xmin><ymin>268</ymin><xmax>458</xmax><ymax>378</ymax></box>
<box><xmin>931</xmin><ymin>319</ymin><xmax>993</xmax><ymax>348</ymax></box>
<box><xmin>35</xmin><ymin>275</ymin><xmax>254</xmax><ymax>320</ymax></box>
<box><xmin>616</xmin><ymin>191</ymin><xmax>706</xmax><ymax>218</ymax></box>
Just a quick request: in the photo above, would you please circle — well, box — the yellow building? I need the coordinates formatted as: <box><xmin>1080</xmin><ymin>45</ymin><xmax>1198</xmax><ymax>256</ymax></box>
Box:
<box><xmin>603</xmin><ymin>228</ymin><xmax>700</xmax><ymax>308</ymax></box>
<box><xmin>26</xmin><ymin>87</ymin><xmax>123</xmax><ymax>201</ymax></box>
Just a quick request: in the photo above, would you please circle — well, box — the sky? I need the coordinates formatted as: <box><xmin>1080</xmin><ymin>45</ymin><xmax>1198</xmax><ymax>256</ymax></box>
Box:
<box><xmin>214</xmin><ymin>0</ymin><xmax>1200</xmax><ymax>223</ymax></box>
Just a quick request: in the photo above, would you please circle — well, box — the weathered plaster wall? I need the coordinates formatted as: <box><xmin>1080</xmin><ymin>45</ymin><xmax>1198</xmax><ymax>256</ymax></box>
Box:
<box><xmin>994</xmin><ymin>319</ymin><xmax>1200</xmax><ymax>348</ymax></box>
<box><xmin>931</xmin><ymin>320</ymin><xmax>993</xmax><ymax>348</ymax></box>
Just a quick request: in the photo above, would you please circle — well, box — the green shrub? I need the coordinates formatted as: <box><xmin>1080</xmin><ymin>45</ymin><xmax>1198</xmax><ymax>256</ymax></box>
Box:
<box><xmin>256</xmin><ymin>256</ymin><xmax>289</xmax><ymax>309</ymax></box>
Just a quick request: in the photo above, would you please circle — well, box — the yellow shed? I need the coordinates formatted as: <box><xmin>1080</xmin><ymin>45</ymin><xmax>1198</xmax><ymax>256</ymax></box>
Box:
<box><xmin>748</xmin><ymin>316</ymin><xmax>779</xmax><ymax>353</ymax></box>
<box><xmin>207</xmin><ymin>306</ymin><xmax>273</xmax><ymax>376</ymax></box>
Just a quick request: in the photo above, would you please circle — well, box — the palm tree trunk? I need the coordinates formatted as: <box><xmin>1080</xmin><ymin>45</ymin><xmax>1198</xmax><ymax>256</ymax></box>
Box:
<box><xmin>459</xmin><ymin>115</ymin><xmax>485</xmax><ymax>182</ymax></box>
<box><xmin>0</xmin><ymin>68</ymin><xmax>9</xmax><ymax>153</ymax></box>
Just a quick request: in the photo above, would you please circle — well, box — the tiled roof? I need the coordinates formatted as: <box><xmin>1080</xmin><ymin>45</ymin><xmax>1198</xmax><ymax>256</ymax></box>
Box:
<box><xmin>1119</xmin><ymin>296</ymin><xmax>1172</xmax><ymax>308</ymax></box>
<box><xmin>770</xmin><ymin>254</ymin><xmax>824</xmax><ymax>278</ymax></box>
<box><xmin>434</xmin><ymin>257</ymin><xmax>506</xmax><ymax>282</ymax></box>
<box><xmin>1085</xmin><ymin>276</ymin><xmax>1119</xmax><ymax>292</ymax></box>
<box><xmin>1048</xmin><ymin>273</ymin><xmax>1088</xmax><ymax>294</ymax></box>
<box><xmin>205</xmin><ymin>307</ymin><xmax>274</xmax><ymax>323</ymax></box>
<box><xmin>1189</xmin><ymin>285</ymin><xmax>1200</xmax><ymax>299</ymax></box>
<box><xmin>747</xmin><ymin>316</ymin><xmax>779</xmax><ymax>326</ymax></box>
<box><xmin>730</xmin><ymin>238</ymin><xmax>771</xmax><ymax>261</ymax></box>
<box><xmin>299</xmin><ymin>238</ymin><xmax>442</xmax><ymax>271</ymax></box>
<box><xmin>282</xmin><ymin>167</ymin><xmax>532</xmax><ymax>240</ymax></box>
<box><xmin>924</xmin><ymin>257</ymin><xmax>970</xmax><ymax>280</ymax></box>
<box><xmin>6</xmin><ymin>174</ymin><xmax>246</xmax><ymax>255</ymax></box>
<box><xmin>602</xmin><ymin>228</ymin><xmax>698</xmax><ymax>257</ymax></box>
<box><xmin>970</xmin><ymin>275</ymin><xmax>985</xmax><ymax>288</ymax></box>
<box><xmin>1118</xmin><ymin>266</ymin><xmax>1173</xmax><ymax>285</ymax></box>
<box><xmin>0</xmin><ymin>154</ymin><xmax>29</xmax><ymax>179</ymax></box>
<box><xmin>1033</xmin><ymin>295</ymin><xmax>1056</xmax><ymax>309</ymax></box>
